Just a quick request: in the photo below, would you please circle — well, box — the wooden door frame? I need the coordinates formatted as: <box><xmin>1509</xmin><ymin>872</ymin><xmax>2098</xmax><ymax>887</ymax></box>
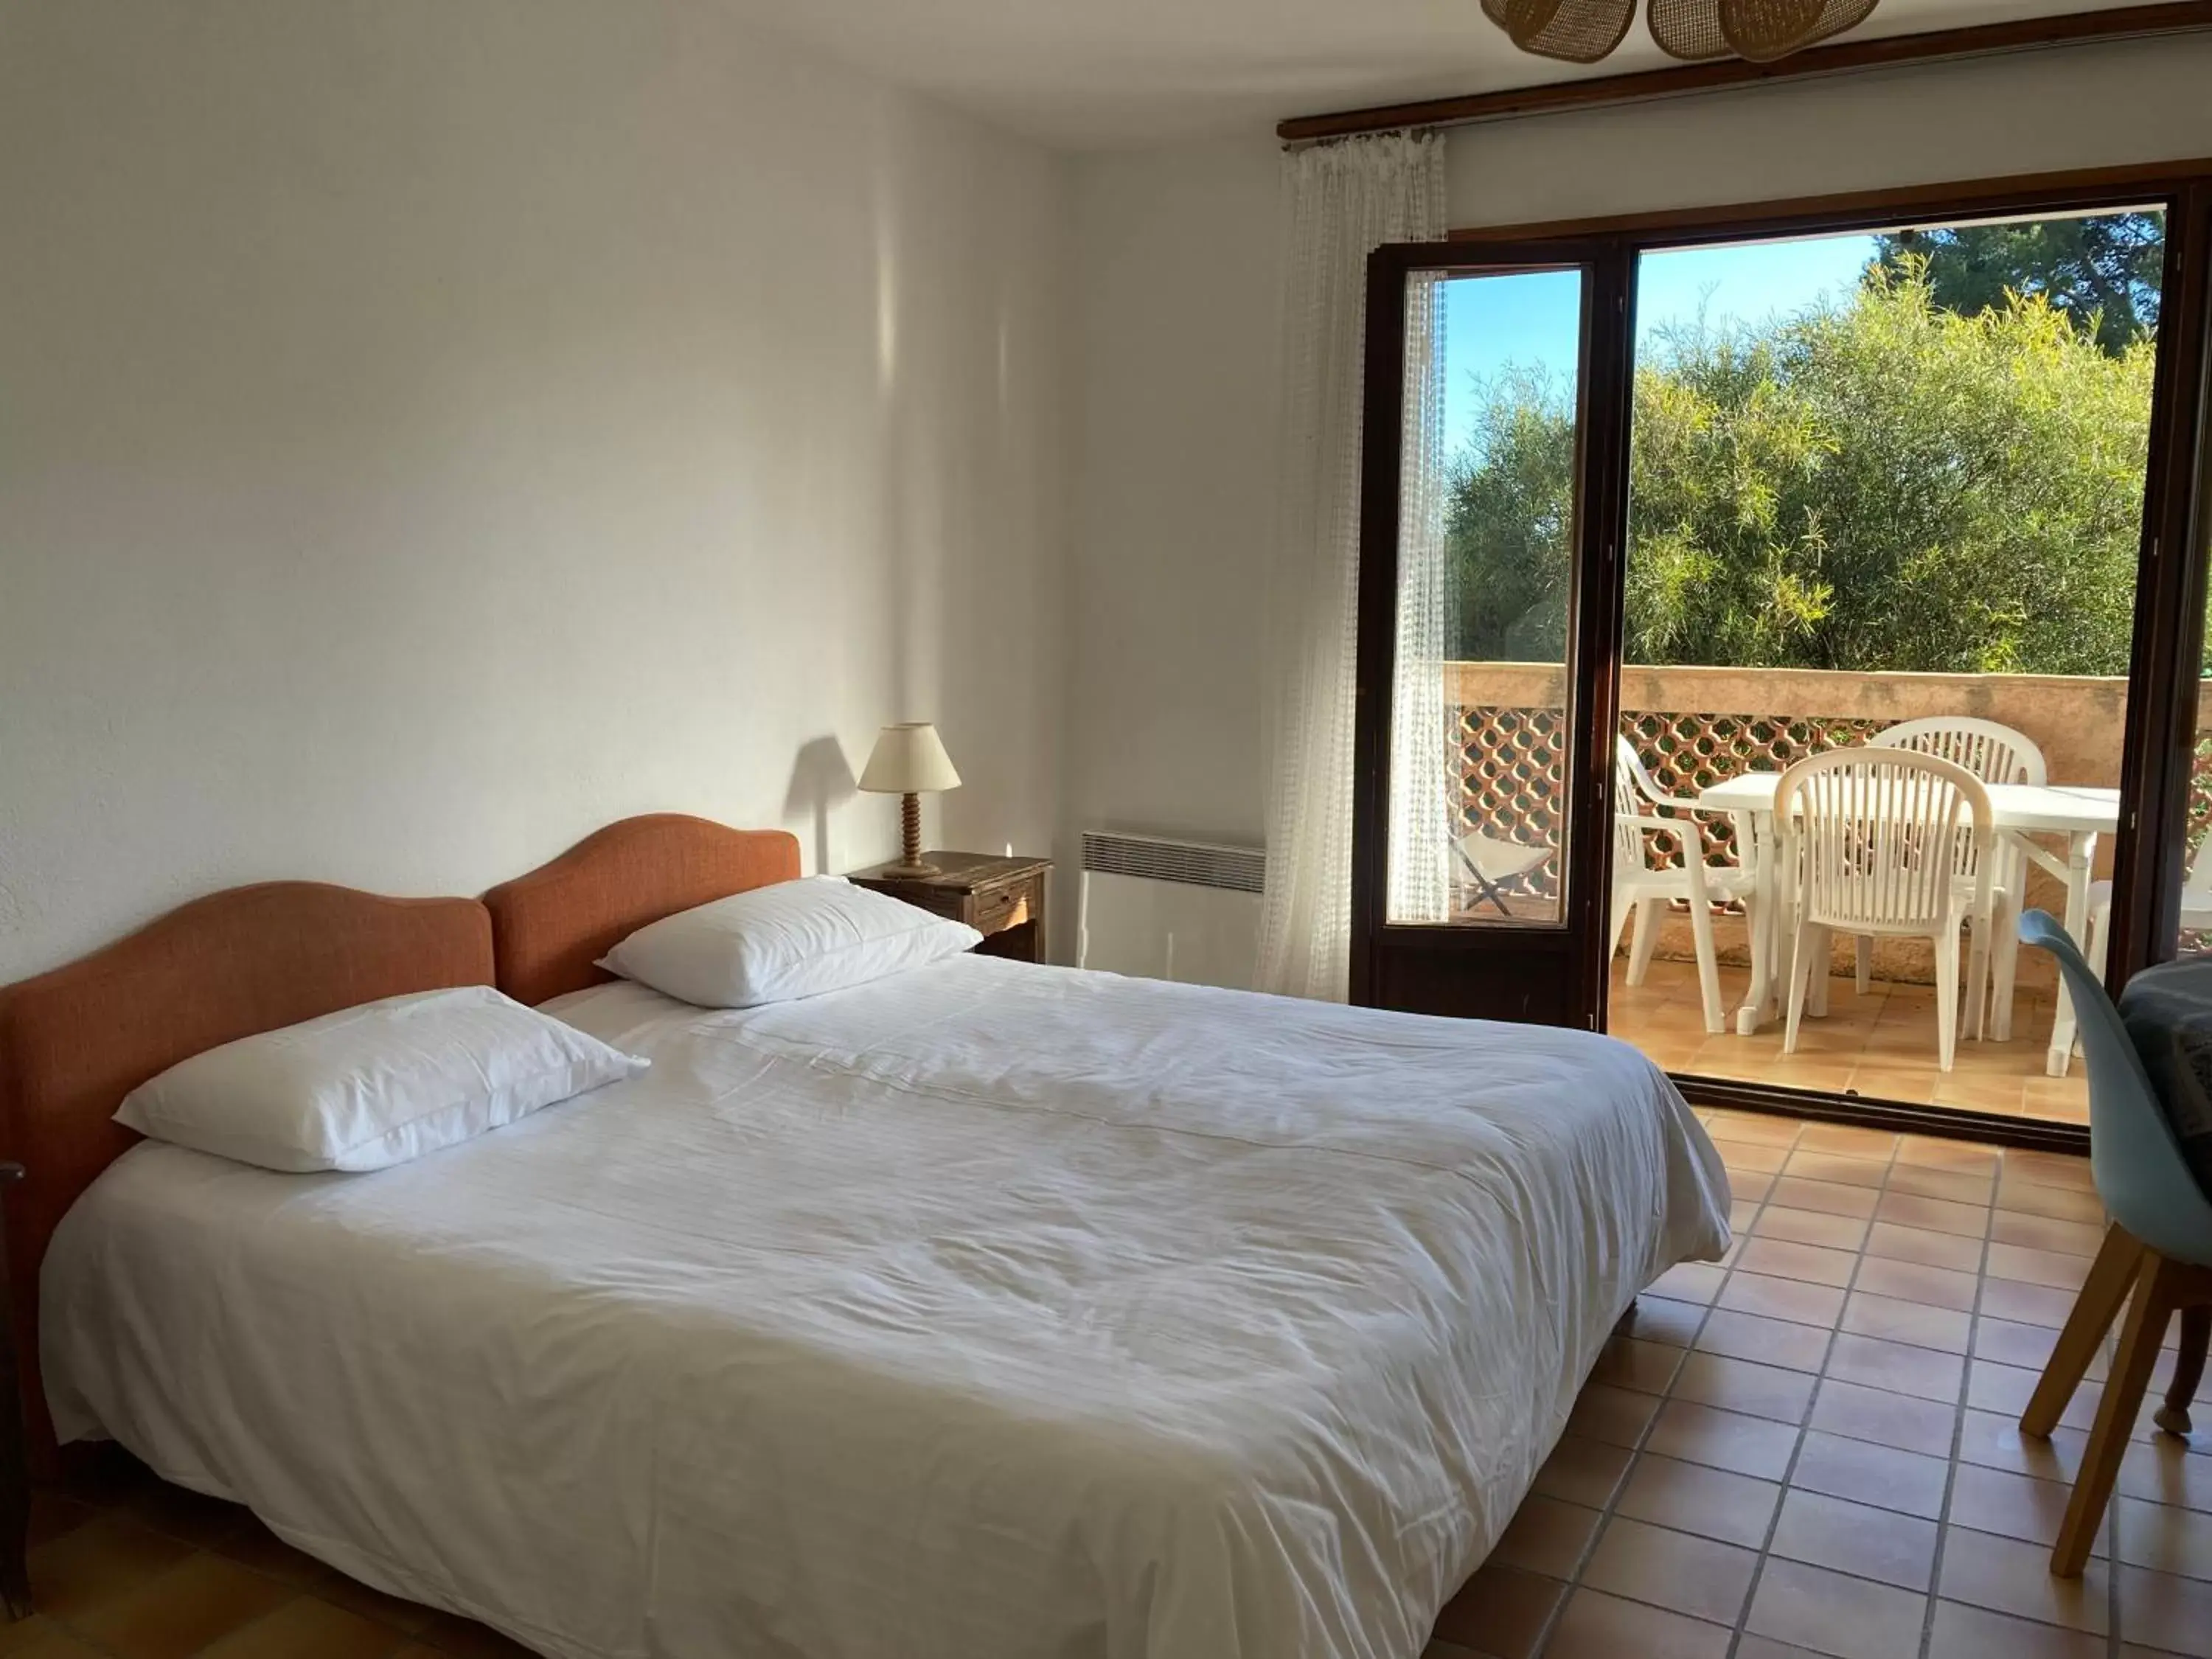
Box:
<box><xmin>1352</xmin><ymin>160</ymin><xmax>2212</xmax><ymax>1151</ymax></box>
<box><xmin>1350</xmin><ymin>240</ymin><xmax>1634</xmax><ymax>1026</ymax></box>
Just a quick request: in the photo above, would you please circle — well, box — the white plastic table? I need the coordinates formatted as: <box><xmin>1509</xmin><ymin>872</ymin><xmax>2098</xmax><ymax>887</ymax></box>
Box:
<box><xmin>1695</xmin><ymin>771</ymin><xmax>2120</xmax><ymax>1077</ymax></box>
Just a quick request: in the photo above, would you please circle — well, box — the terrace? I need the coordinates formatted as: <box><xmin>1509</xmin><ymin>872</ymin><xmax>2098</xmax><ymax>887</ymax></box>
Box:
<box><xmin>1449</xmin><ymin>661</ymin><xmax>2212</xmax><ymax>1127</ymax></box>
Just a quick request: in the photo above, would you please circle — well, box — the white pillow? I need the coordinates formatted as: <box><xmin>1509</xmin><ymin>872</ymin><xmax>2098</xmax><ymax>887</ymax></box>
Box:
<box><xmin>115</xmin><ymin>984</ymin><xmax>646</xmax><ymax>1173</ymax></box>
<box><xmin>599</xmin><ymin>875</ymin><xmax>982</xmax><ymax>1008</ymax></box>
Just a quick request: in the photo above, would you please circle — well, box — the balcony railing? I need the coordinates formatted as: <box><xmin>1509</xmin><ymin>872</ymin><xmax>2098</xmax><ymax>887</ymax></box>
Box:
<box><xmin>1448</xmin><ymin>661</ymin><xmax>2212</xmax><ymax>984</ymax></box>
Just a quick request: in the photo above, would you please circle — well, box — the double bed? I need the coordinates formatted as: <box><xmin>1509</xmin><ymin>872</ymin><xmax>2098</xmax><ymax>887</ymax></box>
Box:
<box><xmin>4</xmin><ymin>814</ymin><xmax>1729</xmax><ymax>1659</ymax></box>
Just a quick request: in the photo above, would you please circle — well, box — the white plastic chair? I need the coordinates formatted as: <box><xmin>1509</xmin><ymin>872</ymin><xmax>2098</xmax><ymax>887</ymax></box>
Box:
<box><xmin>2083</xmin><ymin>842</ymin><xmax>2212</xmax><ymax>979</ymax></box>
<box><xmin>1611</xmin><ymin>737</ymin><xmax>1754</xmax><ymax>1035</ymax></box>
<box><xmin>1776</xmin><ymin>748</ymin><xmax>1994</xmax><ymax>1072</ymax></box>
<box><xmin>1869</xmin><ymin>716</ymin><xmax>2045</xmax><ymax>1034</ymax></box>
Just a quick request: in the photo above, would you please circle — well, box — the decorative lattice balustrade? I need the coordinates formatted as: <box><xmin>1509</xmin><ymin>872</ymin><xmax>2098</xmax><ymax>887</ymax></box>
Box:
<box><xmin>1445</xmin><ymin>662</ymin><xmax>2185</xmax><ymax>901</ymax></box>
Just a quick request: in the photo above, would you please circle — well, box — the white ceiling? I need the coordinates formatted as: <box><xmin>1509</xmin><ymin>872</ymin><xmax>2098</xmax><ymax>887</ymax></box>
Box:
<box><xmin>715</xmin><ymin>0</ymin><xmax>2166</xmax><ymax>150</ymax></box>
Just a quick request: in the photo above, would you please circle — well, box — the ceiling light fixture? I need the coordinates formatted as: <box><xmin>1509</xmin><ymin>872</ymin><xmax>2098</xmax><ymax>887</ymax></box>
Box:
<box><xmin>1480</xmin><ymin>0</ymin><xmax>1880</xmax><ymax>64</ymax></box>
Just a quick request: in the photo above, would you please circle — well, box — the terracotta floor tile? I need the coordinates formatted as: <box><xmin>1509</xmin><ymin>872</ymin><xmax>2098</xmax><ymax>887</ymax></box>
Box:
<box><xmin>1972</xmin><ymin>1315</ymin><xmax>2066</xmax><ymax>1374</ymax></box>
<box><xmin>1580</xmin><ymin>1516</ymin><xmax>1759</xmax><ymax>1626</ymax></box>
<box><xmin>1693</xmin><ymin>1308</ymin><xmax>1833</xmax><ymax>1374</ymax></box>
<box><xmin>1890</xmin><ymin>1164</ymin><xmax>1999</xmax><ymax>1205</ymax></box>
<box><xmin>1947</xmin><ymin>1464</ymin><xmax>2098</xmax><ymax>1553</ymax></box>
<box><xmin>1753</xmin><ymin>1205</ymin><xmax>1872</xmax><ymax>1251</ymax></box>
<box><xmin>1738</xmin><ymin>1237</ymin><xmax>1860</xmax><ymax>1289</ymax></box>
<box><xmin>1958</xmin><ymin>1407</ymin><xmax>2087</xmax><ymax>1484</ymax></box>
<box><xmin>196</xmin><ymin>1595</ymin><xmax>406</xmax><ymax>1659</ymax></box>
<box><xmin>1790</xmin><ymin>1427</ymin><xmax>1950</xmax><ymax>1520</ymax></box>
<box><xmin>1615</xmin><ymin>1452</ymin><xmax>1781</xmax><ymax>1548</ymax></box>
<box><xmin>1986</xmin><ymin>1242</ymin><xmax>2094</xmax><ymax>1292</ymax></box>
<box><xmin>1706</xmin><ymin>1110</ymin><xmax>1806</xmax><ymax>1147</ymax></box>
<box><xmin>1723</xmin><ymin>1142</ymin><xmax>1795</xmax><ymax>1177</ymax></box>
<box><xmin>1925</xmin><ymin>1599</ymin><xmax>2107</xmax><ymax>1659</ymax></box>
<box><xmin>1797</xmin><ymin>1122</ymin><xmax>1899</xmax><ymax>1159</ymax></box>
<box><xmin>1852</xmin><ymin>1255</ymin><xmax>1983</xmax><ymax>1313</ymax></box>
<box><xmin>1994</xmin><ymin>1180</ymin><xmax>2105</xmax><ymax>1225</ymax></box>
<box><xmin>211</xmin><ymin>1518</ymin><xmax>334</xmax><ymax>1590</ymax></box>
<box><xmin>1430</xmin><ymin>1560</ymin><xmax>1565</xmax><ymax>1658</ymax></box>
<box><xmin>1866</xmin><ymin>1220</ymin><xmax>1988</xmax><ymax>1274</ymax></box>
<box><xmin>2118</xmin><ymin>1496</ymin><xmax>2212</xmax><ymax>1582</ymax></box>
<box><xmin>1644</xmin><ymin>1399</ymin><xmax>1803</xmax><ymax>1481</ymax></box>
<box><xmin>26</xmin><ymin>1495</ymin><xmax>97</xmax><ymax>1553</ymax></box>
<box><xmin>27</xmin><ymin>1515</ymin><xmax>195</xmax><ymax>1624</ymax></box>
<box><xmin>1590</xmin><ymin>1335</ymin><xmax>1686</xmax><ymax>1396</ymax></box>
<box><xmin>1978</xmin><ymin>1276</ymin><xmax>2084</xmax><ymax>1329</ymax></box>
<box><xmin>1809</xmin><ymin>1377</ymin><xmax>1959</xmax><ymax>1457</ymax></box>
<box><xmin>1826</xmin><ymin>1331</ymin><xmax>1967</xmax><ymax>1403</ymax></box>
<box><xmin>1531</xmin><ymin>1436</ymin><xmax>1635</xmax><ymax>1511</ymax></box>
<box><xmin>1769</xmin><ymin>1486</ymin><xmax>1939</xmax><ymax>1590</ymax></box>
<box><xmin>1745</xmin><ymin>1556</ymin><xmax>1930</xmax><ymax>1659</ymax></box>
<box><xmin>1734</xmin><ymin>1640</ymin><xmax>1834</xmax><ymax>1659</ymax></box>
<box><xmin>1767</xmin><ymin>1176</ymin><xmax>1884</xmax><ymax>1222</ymax></box>
<box><xmin>1564</xmin><ymin>1382</ymin><xmax>1660</xmax><ymax>1450</ymax></box>
<box><xmin>1939</xmin><ymin>1525</ymin><xmax>2110</xmax><ymax>1635</ymax></box>
<box><xmin>1898</xmin><ymin>1136</ymin><xmax>2003</xmax><ymax>1178</ymax></box>
<box><xmin>1719</xmin><ymin>1272</ymin><xmax>1848</xmax><ymax>1328</ymax></box>
<box><xmin>1670</xmin><ymin>1351</ymin><xmax>1818</xmax><ymax>1425</ymax></box>
<box><xmin>1842</xmin><ymin>1290</ymin><xmax>1973</xmax><ymax>1355</ymax></box>
<box><xmin>1541</xmin><ymin>1586</ymin><xmax>1732</xmax><ymax>1659</ymax></box>
<box><xmin>73</xmin><ymin>1551</ymin><xmax>296</xmax><ymax>1659</ymax></box>
<box><xmin>1781</xmin><ymin>1151</ymin><xmax>1891</xmax><ymax>1191</ymax></box>
<box><xmin>2119</xmin><ymin>1562</ymin><xmax>2212</xmax><ymax>1658</ymax></box>
<box><xmin>1627</xmin><ymin>1295</ymin><xmax>1708</xmax><ymax>1348</ymax></box>
<box><xmin>406</xmin><ymin>1613</ymin><xmax>543</xmax><ymax>1659</ymax></box>
<box><xmin>1649</xmin><ymin>1261</ymin><xmax>1728</xmax><ymax>1305</ymax></box>
<box><xmin>113</xmin><ymin>1484</ymin><xmax>248</xmax><ymax>1552</ymax></box>
<box><xmin>1875</xmin><ymin>1191</ymin><xmax>1992</xmax><ymax>1239</ymax></box>
<box><xmin>2006</xmin><ymin>1150</ymin><xmax>2100</xmax><ymax>1193</ymax></box>
<box><xmin>1489</xmin><ymin>1495</ymin><xmax>1601</xmax><ymax>1581</ymax></box>
<box><xmin>2121</xmin><ymin>1436</ymin><xmax>2212</xmax><ymax>1513</ymax></box>
<box><xmin>1989</xmin><ymin>1211</ymin><xmax>2106</xmax><ymax>1259</ymax></box>
<box><xmin>1966</xmin><ymin>1360</ymin><xmax>2103</xmax><ymax>1433</ymax></box>
<box><xmin>313</xmin><ymin>1573</ymin><xmax>439</xmax><ymax>1636</ymax></box>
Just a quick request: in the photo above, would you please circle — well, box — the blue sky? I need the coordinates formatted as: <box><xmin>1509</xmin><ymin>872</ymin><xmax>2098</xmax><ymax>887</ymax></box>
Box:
<box><xmin>1441</xmin><ymin>233</ymin><xmax>1878</xmax><ymax>456</ymax></box>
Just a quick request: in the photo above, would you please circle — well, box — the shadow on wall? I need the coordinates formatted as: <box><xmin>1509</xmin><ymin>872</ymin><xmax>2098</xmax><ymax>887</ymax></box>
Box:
<box><xmin>784</xmin><ymin>736</ymin><xmax>858</xmax><ymax>874</ymax></box>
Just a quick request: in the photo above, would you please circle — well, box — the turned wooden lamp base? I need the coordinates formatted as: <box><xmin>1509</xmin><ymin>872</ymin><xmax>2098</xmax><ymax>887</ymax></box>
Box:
<box><xmin>881</xmin><ymin>792</ymin><xmax>940</xmax><ymax>878</ymax></box>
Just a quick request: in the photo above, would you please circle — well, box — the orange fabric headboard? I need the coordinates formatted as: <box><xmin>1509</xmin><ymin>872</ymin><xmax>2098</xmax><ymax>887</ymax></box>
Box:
<box><xmin>483</xmin><ymin>815</ymin><xmax>801</xmax><ymax>1006</ymax></box>
<box><xmin>0</xmin><ymin>882</ymin><xmax>494</xmax><ymax>1472</ymax></box>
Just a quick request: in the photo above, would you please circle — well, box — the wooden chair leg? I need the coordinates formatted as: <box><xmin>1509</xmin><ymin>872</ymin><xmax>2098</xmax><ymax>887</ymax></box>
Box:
<box><xmin>2053</xmin><ymin>1252</ymin><xmax>2180</xmax><ymax>1576</ymax></box>
<box><xmin>2025</xmin><ymin>1223</ymin><xmax>2144</xmax><ymax>1438</ymax></box>
<box><xmin>2157</xmin><ymin>1306</ymin><xmax>2211</xmax><ymax>1436</ymax></box>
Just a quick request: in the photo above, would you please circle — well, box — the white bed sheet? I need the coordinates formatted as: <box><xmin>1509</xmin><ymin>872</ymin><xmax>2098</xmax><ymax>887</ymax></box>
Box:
<box><xmin>44</xmin><ymin>956</ymin><xmax>1728</xmax><ymax>1659</ymax></box>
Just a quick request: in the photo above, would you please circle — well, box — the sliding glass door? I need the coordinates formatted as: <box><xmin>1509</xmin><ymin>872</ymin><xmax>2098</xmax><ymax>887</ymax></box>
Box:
<box><xmin>1353</xmin><ymin>173</ymin><xmax>2212</xmax><ymax>1141</ymax></box>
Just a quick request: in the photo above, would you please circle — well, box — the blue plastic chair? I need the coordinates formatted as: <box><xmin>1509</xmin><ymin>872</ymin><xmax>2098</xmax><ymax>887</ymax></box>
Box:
<box><xmin>2017</xmin><ymin>909</ymin><xmax>2212</xmax><ymax>1576</ymax></box>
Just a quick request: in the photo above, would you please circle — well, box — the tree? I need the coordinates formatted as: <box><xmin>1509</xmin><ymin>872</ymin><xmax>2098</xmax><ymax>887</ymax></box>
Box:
<box><xmin>1871</xmin><ymin>213</ymin><xmax>2164</xmax><ymax>356</ymax></box>
<box><xmin>1446</xmin><ymin>260</ymin><xmax>2157</xmax><ymax>675</ymax></box>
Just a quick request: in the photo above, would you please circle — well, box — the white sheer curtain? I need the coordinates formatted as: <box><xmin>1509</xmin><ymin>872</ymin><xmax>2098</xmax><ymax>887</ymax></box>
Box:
<box><xmin>1256</xmin><ymin>131</ymin><xmax>1449</xmax><ymax>1001</ymax></box>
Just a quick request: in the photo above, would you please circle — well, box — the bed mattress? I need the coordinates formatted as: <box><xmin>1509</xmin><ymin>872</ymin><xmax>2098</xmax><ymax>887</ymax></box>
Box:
<box><xmin>43</xmin><ymin>956</ymin><xmax>1728</xmax><ymax>1659</ymax></box>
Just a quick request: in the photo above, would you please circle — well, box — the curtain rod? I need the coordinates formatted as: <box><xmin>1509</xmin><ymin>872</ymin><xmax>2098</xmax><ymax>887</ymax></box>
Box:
<box><xmin>1277</xmin><ymin>2</ymin><xmax>2212</xmax><ymax>146</ymax></box>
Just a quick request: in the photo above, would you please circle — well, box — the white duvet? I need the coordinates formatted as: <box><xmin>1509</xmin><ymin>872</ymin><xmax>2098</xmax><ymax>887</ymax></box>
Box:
<box><xmin>44</xmin><ymin>956</ymin><xmax>1728</xmax><ymax>1659</ymax></box>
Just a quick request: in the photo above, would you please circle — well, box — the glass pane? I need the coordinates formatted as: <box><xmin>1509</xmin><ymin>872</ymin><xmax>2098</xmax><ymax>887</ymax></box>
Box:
<box><xmin>1603</xmin><ymin>207</ymin><xmax>2163</xmax><ymax>1130</ymax></box>
<box><xmin>1388</xmin><ymin>265</ymin><xmax>1585</xmax><ymax>927</ymax></box>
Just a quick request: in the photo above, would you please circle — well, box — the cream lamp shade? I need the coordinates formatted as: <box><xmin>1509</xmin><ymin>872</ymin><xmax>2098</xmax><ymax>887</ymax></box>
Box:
<box><xmin>859</xmin><ymin>723</ymin><xmax>961</xmax><ymax>876</ymax></box>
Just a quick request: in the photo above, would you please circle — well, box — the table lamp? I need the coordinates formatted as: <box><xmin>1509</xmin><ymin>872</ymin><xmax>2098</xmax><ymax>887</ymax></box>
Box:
<box><xmin>858</xmin><ymin>723</ymin><xmax>961</xmax><ymax>877</ymax></box>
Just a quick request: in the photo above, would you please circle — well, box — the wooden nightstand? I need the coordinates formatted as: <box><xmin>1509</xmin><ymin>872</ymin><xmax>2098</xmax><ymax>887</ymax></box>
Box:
<box><xmin>0</xmin><ymin>1163</ymin><xmax>26</xmax><ymax>1618</ymax></box>
<box><xmin>848</xmin><ymin>852</ymin><xmax>1051</xmax><ymax>964</ymax></box>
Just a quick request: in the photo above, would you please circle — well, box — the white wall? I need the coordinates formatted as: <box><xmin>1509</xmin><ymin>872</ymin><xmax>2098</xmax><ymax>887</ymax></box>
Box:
<box><xmin>0</xmin><ymin>0</ymin><xmax>1068</xmax><ymax>983</ymax></box>
<box><xmin>1067</xmin><ymin>133</ymin><xmax>1282</xmax><ymax>850</ymax></box>
<box><xmin>1066</xmin><ymin>34</ymin><xmax>2212</xmax><ymax>863</ymax></box>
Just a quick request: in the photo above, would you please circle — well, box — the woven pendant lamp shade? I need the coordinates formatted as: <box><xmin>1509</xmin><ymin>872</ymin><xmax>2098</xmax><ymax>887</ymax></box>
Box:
<box><xmin>1480</xmin><ymin>0</ymin><xmax>1636</xmax><ymax>63</ymax></box>
<box><xmin>1647</xmin><ymin>0</ymin><xmax>1879</xmax><ymax>60</ymax></box>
